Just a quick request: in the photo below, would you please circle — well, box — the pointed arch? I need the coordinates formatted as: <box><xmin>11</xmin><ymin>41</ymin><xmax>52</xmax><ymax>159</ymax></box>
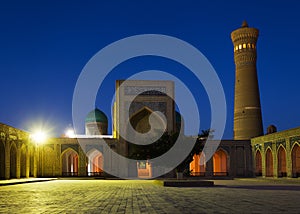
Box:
<box><xmin>20</xmin><ymin>144</ymin><xmax>27</xmax><ymax>178</ymax></box>
<box><xmin>43</xmin><ymin>146</ymin><xmax>55</xmax><ymax>177</ymax></box>
<box><xmin>130</xmin><ymin>107</ymin><xmax>166</xmax><ymax>134</ymax></box>
<box><xmin>292</xmin><ymin>143</ymin><xmax>300</xmax><ymax>178</ymax></box>
<box><xmin>213</xmin><ymin>149</ymin><xmax>228</xmax><ymax>176</ymax></box>
<box><xmin>265</xmin><ymin>148</ymin><xmax>273</xmax><ymax>177</ymax></box>
<box><xmin>277</xmin><ymin>146</ymin><xmax>287</xmax><ymax>177</ymax></box>
<box><xmin>61</xmin><ymin>148</ymin><xmax>78</xmax><ymax>176</ymax></box>
<box><xmin>10</xmin><ymin>143</ymin><xmax>17</xmax><ymax>178</ymax></box>
<box><xmin>29</xmin><ymin>146</ymin><xmax>35</xmax><ymax>177</ymax></box>
<box><xmin>255</xmin><ymin>150</ymin><xmax>262</xmax><ymax>176</ymax></box>
<box><xmin>0</xmin><ymin>141</ymin><xmax>5</xmax><ymax>179</ymax></box>
<box><xmin>86</xmin><ymin>149</ymin><xmax>103</xmax><ymax>176</ymax></box>
<box><xmin>190</xmin><ymin>152</ymin><xmax>206</xmax><ymax>176</ymax></box>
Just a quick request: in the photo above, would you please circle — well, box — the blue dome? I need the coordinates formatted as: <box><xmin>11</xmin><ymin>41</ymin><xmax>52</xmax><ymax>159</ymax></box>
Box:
<box><xmin>85</xmin><ymin>108</ymin><xmax>108</xmax><ymax>123</ymax></box>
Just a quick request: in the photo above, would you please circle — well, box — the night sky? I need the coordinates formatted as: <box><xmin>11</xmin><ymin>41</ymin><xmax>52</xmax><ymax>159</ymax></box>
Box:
<box><xmin>1</xmin><ymin>1</ymin><xmax>299</xmax><ymax>138</ymax></box>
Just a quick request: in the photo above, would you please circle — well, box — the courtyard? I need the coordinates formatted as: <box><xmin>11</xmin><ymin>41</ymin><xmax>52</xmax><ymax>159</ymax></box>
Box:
<box><xmin>0</xmin><ymin>178</ymin><xmax>300</xmax><ymax>213</ymax></box>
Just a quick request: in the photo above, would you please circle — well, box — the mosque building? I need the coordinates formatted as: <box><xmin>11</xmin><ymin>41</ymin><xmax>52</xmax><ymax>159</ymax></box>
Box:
<box><xmin>0</xmin><ymin>21</ymin><xmax>299</xmax><ymax>180</ymax></box>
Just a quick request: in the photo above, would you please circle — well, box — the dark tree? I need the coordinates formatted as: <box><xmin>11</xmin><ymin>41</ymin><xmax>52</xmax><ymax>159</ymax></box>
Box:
<box><xmin>175</xmin><ymin>129</ymin><xmax>214</xmax><ymax>174</ymax></box>
<box><xmin>127</xmin><ymin>129</ymin><xmax>214</xmax><ymax>176</ymax></box>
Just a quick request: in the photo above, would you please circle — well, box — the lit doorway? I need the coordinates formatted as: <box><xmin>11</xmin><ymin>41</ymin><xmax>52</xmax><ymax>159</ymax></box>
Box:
<box><xmin>255</xmin><ymin>150</ymin><xmax>262</xmax><ymax>176</ymax></box>
<box><xmin>87</xmin><ymin>149</ymin><xmax>103</xmax><ymax>176</ymax></box>
<box><xmin>213</xmin><ymin>149</ymin><xmax>228</xmax><ymax>176</ymax></box>
<box><xmin>292</xmin><ymin>144</ymin><xmax>300</xmax><ymax>177</ymax></box>
<box><xmin>277</xmin><ymin>147</ymin><xmax>287</xmax><ymax>177</ymax></box>
<box><xmin>265</xmin><ymin>148</ymin><xmax>273</xmax><ymax>177</ymax></box>
<box><xmin>190</xmin><ymin>152</ymin><xmax>206</xmax><ymax>176</ymax></box>
<box><xmin>62</xmin><ymin>149</ymin><xmax>78</xmax><ymax>176</ymax></box>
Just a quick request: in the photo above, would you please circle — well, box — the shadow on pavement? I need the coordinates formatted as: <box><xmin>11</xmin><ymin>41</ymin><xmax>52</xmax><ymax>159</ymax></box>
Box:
<box><xmin>215</xmin><ymin>185</ymin><xmax>300</xmax><ymax>191</ymax></box>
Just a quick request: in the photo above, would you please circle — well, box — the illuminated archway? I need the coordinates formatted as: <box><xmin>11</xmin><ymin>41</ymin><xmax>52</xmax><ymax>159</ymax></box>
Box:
<box><xmin>190</xmin><ymin>152</ymin><xmax>206</xmax><ymax>176</ymax></box>
<box><xmin>137</xmin><ymin>160</ymin><xmax>152</xmax><ymax>178</ymax></box>
<box><xmin>10</xmin><ymin>144</ymin><xmax>17</xmax><ymax>178</ymax></box>
<box><xmin>213</xmin><ymin>149</ymin><xmax>228</xmax><ymax>176</ymax></box>
<box><xmin>44</xmin><ymin>146</ymin><xmax>55</xmax><ymax>176</ymax></box>
<box><xmin>277</xmin><ymin>146</ymin><xmax>286</xmax><ymax>177</ymax></box>
<box><xmin>265</xmin><ymin>148</ymin><xmax>273</xmax><ymax>177</ymax></box>
<box><xmin>87</xmin><ymin>149</ymin><xmax>103</xmax><ymax>176</ymax></box>
<box><xmin>292</xmin><ymin>144</ymin><xmax>300</xmax><ymax>177</ymax></box>
<box><xmin>29</xmin><ymin>147</ymin><xmax>35</xmax><ymax>177</ymax></box>
<box><xmin>20</xmin><ymin>145</ymin><xmax>26</xmax><ymax>178</ymax></box>
<box><xmin>61</xmin><ymin>149</ymin><xmax>78</xmax><ymax>176</ymax></box>
<box><xmin>255</xmin><ymin>150</ymin><xmax>262</xmax><ymax>176</ymax></box>
<box><xmin>0</xmin><ymin>142</ymin><xmax>5</xmax><ymax>179</ymax></box>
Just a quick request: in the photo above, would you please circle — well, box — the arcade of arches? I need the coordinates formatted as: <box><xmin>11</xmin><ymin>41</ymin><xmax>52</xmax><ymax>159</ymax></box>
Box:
<box><xmin>0</xmin><ymin>124</ymin><xmax>35</xmax><ymax>180</ymax></box>
<box><xmin>190</xmin><ymin>149</ymin><xmax>229</xmax><ymax>177</ymax></box>
<box><xmin>189</xmin><ymin>140</ymin><xmax>252</xmax><ymax>177</ymax></box>
<box><xmin>251</xmin><ymin>127</ymin><xmax>300</xmax><ymax>178</ymax></box>
<box><xmin>0</xmin><ymin>124</ymin><xmax>253</xmax><ymax>179</ymax></box>
<box><xmin>2</xmin><ymin>125</ymin><xmax>300</xmax><ymax>179</ymax></box>
<box><xmin>36</xmin><ymin>137</ymin><xmax>118</xmax><ymax>178</ymax></box>
<box><xmin>0</xmin><ymin>123</ymin><xmax>119</xmax><ymax>179</ymax></box>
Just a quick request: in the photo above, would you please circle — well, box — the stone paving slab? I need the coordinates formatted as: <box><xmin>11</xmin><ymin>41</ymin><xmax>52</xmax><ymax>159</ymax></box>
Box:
<box><xmin>0</xmin><ymin>179</ymin><xmax>299</xmax><ymax>213</ymax></box>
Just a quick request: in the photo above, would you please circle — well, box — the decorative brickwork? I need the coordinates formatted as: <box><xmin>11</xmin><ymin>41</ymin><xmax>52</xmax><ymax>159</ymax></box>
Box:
<box><xmin>251</xmin><ymin>127</ymin><xmax>300</xmax><ymax>178</ymax></box>
<box><xmin>231</xmin><ymin>21</ymin><xmax>263</xmax><ymax>140</ymax></box>
<box><xmin>0</xmin><ymin>123</ymin><xmax>34</xmax><ymax>179</ymax></box>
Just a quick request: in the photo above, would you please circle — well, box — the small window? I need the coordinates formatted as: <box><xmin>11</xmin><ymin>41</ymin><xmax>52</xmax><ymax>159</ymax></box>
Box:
<box><xmin>239</xmin><ymin>44</ymin><xmax>242</xmax><ymax>50</ymax></box>
<box><xmin>243</xmin><ymin>43</ymin><xmax>246</xmax><ymax>49</ymax></box>
<box><xmin>247</xmin><ymin>43</ymin><xmax>251</xmax><ymax>48</ymax></box>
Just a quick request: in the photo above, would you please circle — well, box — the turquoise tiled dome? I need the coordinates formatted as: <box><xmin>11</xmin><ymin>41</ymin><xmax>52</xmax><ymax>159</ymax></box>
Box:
<box><xmin>85</xmin><ymin>108</ymin><xmax>108</xmax><ymax>123</ymax></box>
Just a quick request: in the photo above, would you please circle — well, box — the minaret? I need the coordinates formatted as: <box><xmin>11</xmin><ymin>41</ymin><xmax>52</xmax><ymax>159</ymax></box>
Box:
<box><xmin>231</xmin><ymin>21</ymin><xmax>263</xmax><ymax>140</ymax></box>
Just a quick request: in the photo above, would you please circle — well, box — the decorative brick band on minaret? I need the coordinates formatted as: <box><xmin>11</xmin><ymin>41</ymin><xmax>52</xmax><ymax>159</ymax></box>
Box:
<box><xmin>231</xmin><ymin>21</ymin><xmax>263</xmax><ymax>140</ymax></box>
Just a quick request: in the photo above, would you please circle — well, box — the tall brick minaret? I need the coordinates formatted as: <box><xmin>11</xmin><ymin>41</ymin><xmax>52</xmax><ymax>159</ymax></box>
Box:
<box><xmin>231</xmin><ymin>21</ymin><xmax>263</xmax><ymax>140</ymax></box>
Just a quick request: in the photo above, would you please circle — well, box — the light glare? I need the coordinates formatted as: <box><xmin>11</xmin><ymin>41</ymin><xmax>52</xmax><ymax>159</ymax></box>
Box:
<box><xmin>65</xmin><ymin>129</ymin><xmax>75</xmax><ymax>138</ymax></box>
<box><xmin>31</xmin><ymin>131</ymin><xmax>47</xmax><ymax>144</ymax></box>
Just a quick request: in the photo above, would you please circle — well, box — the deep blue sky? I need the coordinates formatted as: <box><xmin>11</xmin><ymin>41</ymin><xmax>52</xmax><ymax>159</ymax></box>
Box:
<box><xmin>1</xmin><ymin>0</ymin><xmax>300</xmax><ymax>138</ymax></box>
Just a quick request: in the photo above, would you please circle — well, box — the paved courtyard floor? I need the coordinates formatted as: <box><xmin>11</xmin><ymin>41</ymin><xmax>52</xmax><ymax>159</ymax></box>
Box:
<box><xmin>0</xmin><ymin>178</ymin><xmax>300</xmax><ymax>213</ymax></box>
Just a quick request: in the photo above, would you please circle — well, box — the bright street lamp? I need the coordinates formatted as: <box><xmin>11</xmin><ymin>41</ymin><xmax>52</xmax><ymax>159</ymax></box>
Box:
<box><xmin>31</xmin><ymin>131</ymin><xmax>47</xmax><ymax>144</ymax></box>
<box><xmin>65</xmin><ymin>129</ymin><xmax>75</xmax><ymax>138</ymax></box>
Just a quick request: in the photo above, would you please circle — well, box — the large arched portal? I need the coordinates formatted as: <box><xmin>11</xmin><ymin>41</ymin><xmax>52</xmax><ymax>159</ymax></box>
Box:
<box><xmin>10</xmin><ymin>144</ymin><xmax>17</xmax><ymax>178</ymax></box>
<box><xmin>265</xmin><ymin>148</ymin><xmax>273</xmax><ymax>177</ymax></box>
<box><xmin>255</xmin><ymin>150</ymin><xmax>262</xmax><ymax>176</ymax></box>
<box><xmin>277</xmin><ymin>147</ymin><xmax>287</xmax><ymax>177</ymax></box>
<box><xmin>62</xmin><ymin>149</ymin><xmax>78</xmax><ymax>176</ymax></box>
<box><xmin>213</xmin><ymin>149</ymin><xmax>228</xmax><ymax>176</ymax></box>
<box><xmin>87</xmin><ymin>149</ymin><xmax>103</xmax><ymax>176</ymax></box>
<box><xmin>128</xmin><ymin>107</ymin><xmax>166</xmax><ymax>161</ymax></box>
<box><xmin>0</xmin><ymin>142</ymin><xmax>5</xmax><ymax>179</ymax></box>
<box><xmin>190</xmin><ymin>152</ymin><xmax>206</xmax><ymax>176</ymax></box>
<box><xmin>130</xmin><ymin>107</ymin><xmax>166</xmax><ymax>135</ymax></box>
<box><xmin>292</xmin><ymin>144</ymin><xmax>300</xmax><ymax>178</ymax></box>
